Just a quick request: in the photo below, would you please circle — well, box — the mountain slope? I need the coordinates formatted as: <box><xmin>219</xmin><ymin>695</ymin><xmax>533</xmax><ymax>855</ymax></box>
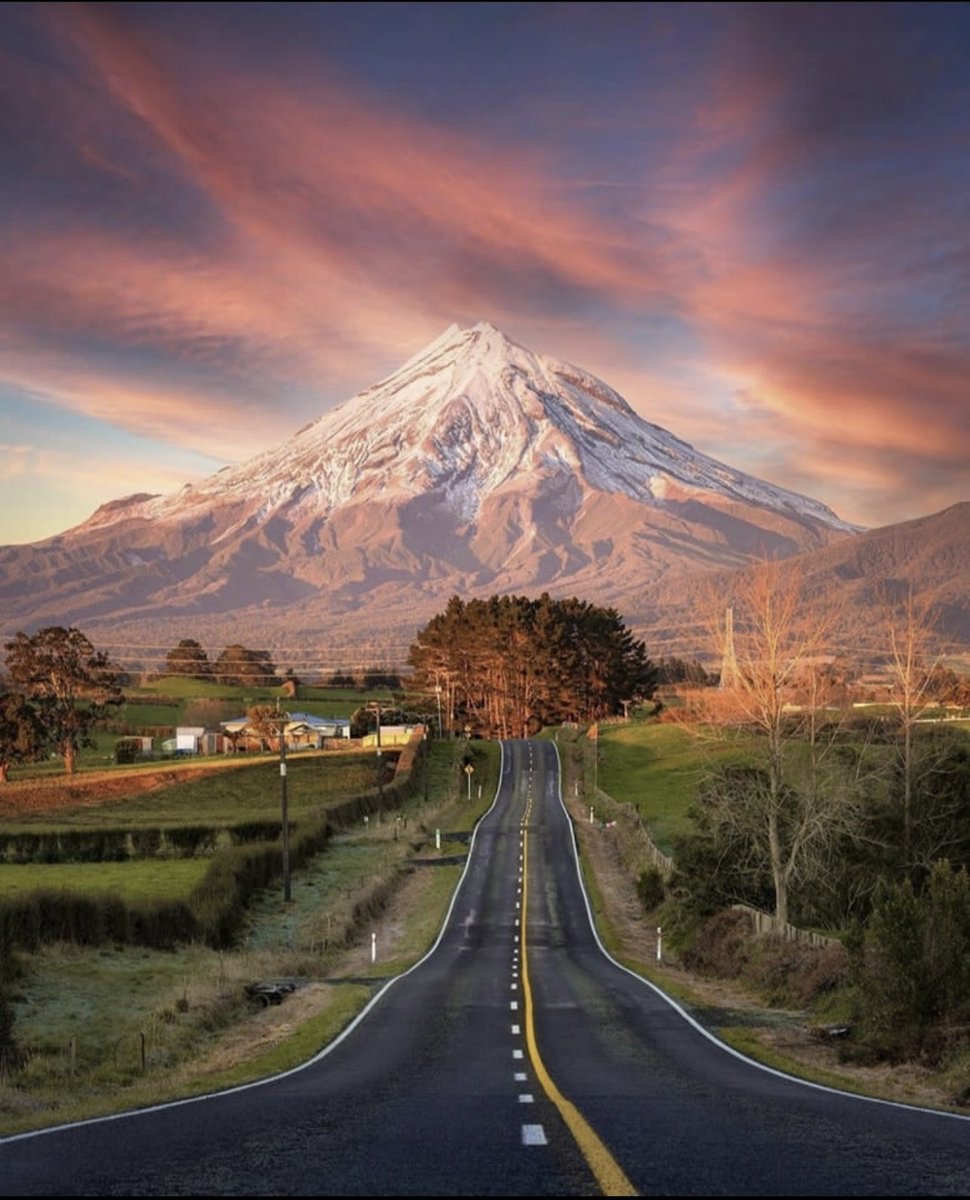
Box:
<box><xmin>637</xmin><ymin>502</ymin><xmax>970</xmax><ymax>664</ymax></box>
<box><xmin>0</xmin><ymin>322</ymin><xmax>859</xmax><ymax>653</ymax></box>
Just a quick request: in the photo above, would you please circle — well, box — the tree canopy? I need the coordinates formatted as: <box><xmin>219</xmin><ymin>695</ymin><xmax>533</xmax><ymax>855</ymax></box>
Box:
<box><xmin>4</xmin><ymin>626</ymin><xmax>123</xmax><ymax>774</ymax></box>
<box><xmin>0</xmin><ymin>690</ymin><xmax>45</xmax><ymax>782</ymax></box>
<box><xmin>213</xmin><ymin>644</ymin><xmax>279</xmax><ymax>687</ymax></box>
<box><xmin>408</xmin><ymin>593</ymin><xmax>656</xmax><ymax>737</ymax></box>
<box><xmin>164</xmin><ymin>639</ymin><xmax>212</xmax><ymax>679</ymax></box>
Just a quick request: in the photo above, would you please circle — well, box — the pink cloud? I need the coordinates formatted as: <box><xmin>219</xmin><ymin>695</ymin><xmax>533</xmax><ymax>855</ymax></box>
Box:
<box><xmin>2</xmin><ymin>3</ymin><xmax>964</xmax><ymax>542</ymax></box>
<box><xmin>0</xmin><ymin>3</ymin><xmax>697</xmax><ymax>459</ymax></box>
<box><xmin>48</xmin><ymin>3</ymin><xmax>676</xmax><ymax>297</ymax></box>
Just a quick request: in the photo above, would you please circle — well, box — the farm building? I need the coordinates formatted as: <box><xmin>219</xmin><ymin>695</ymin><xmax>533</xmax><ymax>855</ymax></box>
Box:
<box><xmin>219</xmin><ymin>713</ymin><xmax>351</xmax><ymax>752</ymax></box>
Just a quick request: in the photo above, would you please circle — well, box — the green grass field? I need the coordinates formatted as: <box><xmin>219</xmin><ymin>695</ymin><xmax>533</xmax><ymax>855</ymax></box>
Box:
<box><xmin>0</xmin><ymin>735</ymin><xmax>499</xmax><ymax>1133</ymax></box>
<box><xmin>596</xmin><ymin>720</ymin><xmax>756</xmax><ymax>852</ymax></box>
<box><xmin>0</xmin><ymin>859</ymin><xmax>210</xmax><ymax>902</ymax></box>
<box><xmin>125</xmin><ymin>676</ymin><xmax>400</xmax><ymax>708</ymax></box>
<box><xmin>127</xmin><ymin>677</ymin><xmax>368</xmax><ymax>701</ymax></box>
<box><xmin>1</xmin><ymin>752</ymin><xmax>385</xmax><ymax>831</ymax></box>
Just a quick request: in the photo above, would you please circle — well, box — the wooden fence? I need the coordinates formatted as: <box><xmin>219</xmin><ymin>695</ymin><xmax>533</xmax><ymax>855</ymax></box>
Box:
<box><xmin>590</xmin><ymin>777</ymin><xmax>837</xmax><ymax>949</ymax></box>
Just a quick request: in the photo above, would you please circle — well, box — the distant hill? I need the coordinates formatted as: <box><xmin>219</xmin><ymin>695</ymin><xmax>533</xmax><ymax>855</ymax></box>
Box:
<box><xmin>632</xmin><ymin>502</ymin><xmax>970</xmax><ymax>668</ymax></box>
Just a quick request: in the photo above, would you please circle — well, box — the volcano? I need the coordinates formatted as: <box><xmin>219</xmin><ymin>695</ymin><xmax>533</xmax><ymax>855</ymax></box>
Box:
<box><xmin>0</xmin><ymin>322</ymin><xmax>859</xmax><ymax>662</ymax></box>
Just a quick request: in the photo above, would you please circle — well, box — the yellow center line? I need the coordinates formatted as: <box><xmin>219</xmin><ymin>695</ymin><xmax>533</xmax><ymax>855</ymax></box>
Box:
<box><xmin>520</xmin><ymin>828</ymin><xmax>638</xmax><ymax>1197</ymax></box>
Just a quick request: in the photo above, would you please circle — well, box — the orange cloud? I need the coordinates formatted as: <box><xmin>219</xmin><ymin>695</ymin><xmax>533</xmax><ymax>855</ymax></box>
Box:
<box><xmin>48</xmin><ymin>3</ymin><xmax>677</xmax><ymax>298</ymax></box>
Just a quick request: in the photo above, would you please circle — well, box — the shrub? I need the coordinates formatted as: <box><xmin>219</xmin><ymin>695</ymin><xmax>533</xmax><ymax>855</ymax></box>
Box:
<box><xmin>163</xmin><ymin>826</ymin><xmax>217</xmax><ymax>857</ymax></box>
<box><xmin>680</xmin><ymin>908</ymin><xmax>752</xmax><ymax>977</ymax></box>
<box><xmin>744</xmin><ymin>937</ymin><xmax>848</xmax><ymax>1007</ymax></box>
<box><xmin>636</xmin><ymin>867</ymin><xmax>666</xmax><ymax>912</ymax></box>
<box><xmin>0</xmin><ymin>989</ymin><xmax>24</xmax><ymax>1078</ymax></box>
<box><xmin>848</xmin><ymin>862</ymin><xmax>970</xmax><ymax>1064</ymax></box>
<box><xmin>114</xmin><ymin>737</ymin><xmax>141</xmax><ymax>765</ymax></box>
<box><xmin>130</xmin><ymin>828</ymin><xmax>162</xmax><ymax>858</ymax></box>
<box><xmin>229</xmin><ymin>821</ymin><xmax>283</xmax><ymax>844</ymax></box>
<box><xmin>0</xmin><ymin>889</ymin><xmax>195</xmax><ymax>953</ymax></box>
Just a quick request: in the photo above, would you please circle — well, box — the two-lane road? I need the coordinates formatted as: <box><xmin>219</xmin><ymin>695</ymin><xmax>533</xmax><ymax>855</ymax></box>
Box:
<box><xmin>2</xmin><ymin>739</ymin><xmax>969</xmax><ymax>1195</ymax></box>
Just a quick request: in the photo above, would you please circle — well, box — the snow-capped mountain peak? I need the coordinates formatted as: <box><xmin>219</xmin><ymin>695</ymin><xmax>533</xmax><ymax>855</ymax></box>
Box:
<box><xmin>8</xmin><ymin>322</ymin><xmax>861</xmax><ymax>649</ymax></box>
<box><xmin>111</xmin><ymin>321</ymin><xmax>854</xmax><ymax>537</ymax></box>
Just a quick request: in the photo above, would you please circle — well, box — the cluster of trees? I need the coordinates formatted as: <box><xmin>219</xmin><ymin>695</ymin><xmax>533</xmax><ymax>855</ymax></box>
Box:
<box><xmin>851</xmin><ymin>861</ymin><xmax>970</xmax><ymax>1064</ymax></box>
<box><xmin>677</xmin><ymin>723</ymin><xmax>970</xmax><ymax>929</ymax></box>
<box><xmin>660</xmin><ymin>564</ymin><xmax>970</xmax><ymax>1064</ymax></box>
<box><xmin>164</xmin><ymin>642</ymin><xmax>403</xmax><ymax>691</ymax></box>
<box><xmin>164</xmin><ymin>640</ymin><xmax>281</xmax><ymax>687</ymax></box>
<box><xmin>408</xmin><ymin>593</ymin><xmax>656</xmax><ymax>737</ymax></box>
<box><xmin>670</xmin><ymin>562</ymin><xmax>967</xmax><ymax>928</ymax></box>
<box><xmin>920</xmin><ymin>665</ymin><xmax>970</xmax><ymax>707</ymax></box>
<box><xmin>655</xmin><ymin>656</ymin><xmax>716</xmax><ymax>686</ymax></box>
<box><xmin>1</xmin><ymin>627</ymin><xmax>123</xmax><ymax>778</ymax></box>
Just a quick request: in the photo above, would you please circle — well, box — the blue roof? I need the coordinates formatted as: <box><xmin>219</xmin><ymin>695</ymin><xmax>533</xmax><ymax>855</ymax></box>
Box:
<box><xmin>288</xmin><ymin>712</ymin><xmax>350</xmax><ymax>727</ymax></box>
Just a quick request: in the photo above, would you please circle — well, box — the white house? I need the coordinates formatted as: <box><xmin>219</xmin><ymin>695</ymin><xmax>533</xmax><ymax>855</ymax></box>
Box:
<box><xmin>287</xmin><ymin>712</ymin><xmax>352</xmax><ymax>745</ymax></box>
<box><xmin>219</xmin><ymin>713</ymin><xmax>352</xmax><ymax>752</ymax></box>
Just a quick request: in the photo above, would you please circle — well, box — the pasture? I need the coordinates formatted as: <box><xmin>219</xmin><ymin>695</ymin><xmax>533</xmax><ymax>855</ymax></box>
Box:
<box><xmin>594</xmin><ymin>720</ymin><xmax>756</xmax><ymax>852</ymax></box>
<box><xmin>0</xmin><ymin>859</ymin><xmax>209</xmax><ymax>902</ymax></box>
<box><xmin>0</xmin><ymin>751</ymin><xmax>388</xmax><ymax>833</ymax></box>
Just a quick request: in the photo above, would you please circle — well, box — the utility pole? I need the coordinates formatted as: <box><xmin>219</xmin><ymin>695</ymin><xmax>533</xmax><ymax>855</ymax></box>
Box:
<box><xmin>720</xmin><ymin>606</ymin><xmax>739</xmax><ymax>689</ymax></box>
<box><xmin>367</xmin><ymin>700</ymin><xmax>384</xmax><ymax>816</ymax></box>
<box><xmin>377</xmin><ymin>701</ymin><xmax>383</xmax><ymax>815</ymax></box>
<box><xmin>423</xmin><ymin>725</ymin><xmax>430</xmax><ymax>804</ymax></box>
<box><xmin>276</xmin><ymin>698</ymin><xmax>291</xmax><ymax>902</ymax></box>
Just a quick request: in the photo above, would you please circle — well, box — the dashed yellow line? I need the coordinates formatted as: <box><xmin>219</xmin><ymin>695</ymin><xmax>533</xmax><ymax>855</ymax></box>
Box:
<box><xmin>520</xmin><ymin>828</ymin><xmax>638</xmax><ymax>1197</ymax></box>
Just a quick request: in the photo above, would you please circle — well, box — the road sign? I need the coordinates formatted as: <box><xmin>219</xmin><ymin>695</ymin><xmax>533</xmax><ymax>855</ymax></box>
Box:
<box><xmin>464</xmin><ymin>763</ymin><xmax>475</xmax><ymax>775</ymax></box>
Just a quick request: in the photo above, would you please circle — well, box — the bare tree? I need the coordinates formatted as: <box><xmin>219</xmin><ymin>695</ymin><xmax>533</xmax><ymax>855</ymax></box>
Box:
<box><xmin>246</xmin><ymin>704</ymin><xmax>284</xmax><ymax>752</ymax></box>
<box><xmin>879</xmin><ymin>584</ymin><xmax>946</xmax><ymax>880</ymax></box>
<box><xmin>693</xmin><ymin>558</ymin><xmax>854</xmax><ymax>925</ymax></box>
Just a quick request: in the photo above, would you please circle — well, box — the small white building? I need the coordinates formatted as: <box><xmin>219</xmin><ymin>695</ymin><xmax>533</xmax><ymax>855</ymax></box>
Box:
<box><xmin>287</xmin><ymin>712</ymin><xmax>352</xmax><ymax>746</ymax></box>
<box><xmin>361</xmin><ymin>724</ymin><xmax>418</xmax><ymax>748</ymax></box>
<box><xmin>175</xmin><ymin>726</ymin><xmax>206</xmax><ymax>754</ymax></box>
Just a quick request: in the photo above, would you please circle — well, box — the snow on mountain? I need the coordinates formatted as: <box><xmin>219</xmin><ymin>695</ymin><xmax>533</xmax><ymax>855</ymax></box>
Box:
<box><xmin>85</xmin><ymin>321</ymin><xmax>855</xmax><ymax>536</ymax></box>
<box><xmin>0</xmin><ymin>321</ymin><xmax>861</xmax><ymax>647</ymax></box>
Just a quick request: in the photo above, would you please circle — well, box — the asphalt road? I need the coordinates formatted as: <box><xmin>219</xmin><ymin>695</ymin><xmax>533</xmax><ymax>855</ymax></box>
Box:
<box><xmin>1</xmin><ymin>738</ymin><xmax>969</xmax><ymax>1196</ymax></box>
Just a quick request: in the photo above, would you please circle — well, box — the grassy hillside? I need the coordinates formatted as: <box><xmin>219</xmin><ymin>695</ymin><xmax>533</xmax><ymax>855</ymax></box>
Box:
<box><xmin>594</xmin><ymin>719</ymin><xmax>755</xmax><ymax>853</ymax></box>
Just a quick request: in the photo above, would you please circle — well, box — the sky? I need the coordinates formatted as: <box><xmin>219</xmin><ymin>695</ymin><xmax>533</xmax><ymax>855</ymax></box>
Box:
<box><xmin>1</xmin><ymin>0</ymin><xmax>968</xmax><ymax>544</ymax></box>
